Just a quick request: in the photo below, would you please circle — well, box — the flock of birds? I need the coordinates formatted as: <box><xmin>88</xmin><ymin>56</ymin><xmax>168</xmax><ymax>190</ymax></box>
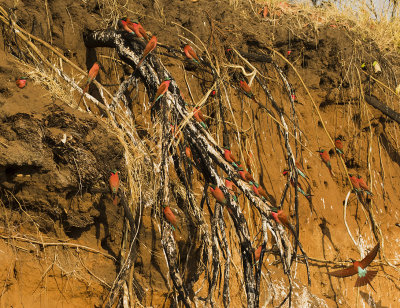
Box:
<box><xmin>74</xmin><ymin>17</ymin><xmax>381</xmax><ymax>292</ymax></box>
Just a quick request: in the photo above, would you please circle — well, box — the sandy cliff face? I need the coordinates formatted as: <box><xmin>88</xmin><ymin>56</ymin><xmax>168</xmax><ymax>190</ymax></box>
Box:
<box><xmin>0</xmin><ymin>0</ymin><xmax>400</xmax><ymax>307</ymax></box>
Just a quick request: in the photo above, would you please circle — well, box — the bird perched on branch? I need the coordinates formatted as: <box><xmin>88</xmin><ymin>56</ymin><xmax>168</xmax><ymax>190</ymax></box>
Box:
<box><xmin>223</xmin><ymin>146</ymin><xmax>239</xmax><ymax>169</ymax></box>
<box><xmin>295</xmin><ymin>161</ymin><xmax>308</xmax><ymax>180</ymax></box>
<box><xmin>328</xmin><ymin>243</ymin><xmax>379</xmax><ymax>291</ymax></box>
<box><xmin>150</xmin><ymin>77</ymin><xmax>171</xmax><ymax>108</ymax></box>
<box><xmin>16</xmin><ymin>77</ymin><xmax>27</xmax><ymax>89</ymax></box>
<box><xmin>185</xmin><ymin>146</ymin><xmax>192</xmax><ymax>161</ymax></box>
<box><xmin>239</xmin><ymin>80</ymin><xmax>259</xmax><ymax>104</ymax></box>
<box><xmin>109</xmin><ymin>170</ymin><xmax>119</xmax><ymax>206</ymax></box>
<box><xmin>162</xmin><ymin>205</ymin><xmax>177</xmax><ymax>231</ymax></box>
<box><xmin>183</xmin><ymin>44</ymin><xmax>201</xmax><ymax>64</ymax></box>
<box><xmin>254</xmin><ymin>245</ymin><xmax>262</xmax><ymax>262</ymax></box>
<box><xmin>349</xmin><ymin>174</ymin><xmax>361</xmax><ymax>193</ymax></box>
<box><xmin>238</xmin><ymin>167</ymin><xmax>255</xmax><ymax>184</ymax></box>
<box><xmin>335</xmin><ymin>136</ymin><xmax>345</xmax><ymax>157</ymax></box>
<box><xmin>282</xmin><ymin>169</ymin><xmax>312</xmax><ymax>200</ymax></box>
<box><xmin>192</xmin><ymin>105</ymin><xmax>207</xmax><ymax>129</ymax></box>
<box><xmin>225</xmin><ymin>177</ymin><xmax>240</xmax><ymax>201</ymax></box>
<box><xmin>270</xmin><ymin>208</ymin><xmax>296</xmax><ymax>237</ymax></box>
<box><xmin>121</xmin><ymin>17</ymin><xmax>149</xmax><ymax>40</ymax></box>
<box><xmin>134</xmin><ymin>35</ymin><xmax>157</xmax><ymax>73</ymax></box>
<box><xmin>209</xmin><ymin>184</ymin><xmax>227</xmax><ymax>205</ymax></box>
<box><xmin>252</xmin><ymin>182</ymin><xmax>268</xmax><ymax>201</ymax></box>
<box><xmin>316</xmin><ymin>149</ymin><xmax>333</xmax><ymax>176</ymax></box>
<box><xmin>357</xmin><ymin>175</ymin><xmax>373</xmax><ymax>196</ymax></box>
<box><xmin>77</xmin><ymin>62</ymin><xmax>103</xmax><ymax>108</ymax></box>
<box><xmin>120</xmin><ymin>19</ymin><xmax>134</xmax><ymax>35</ymax></box>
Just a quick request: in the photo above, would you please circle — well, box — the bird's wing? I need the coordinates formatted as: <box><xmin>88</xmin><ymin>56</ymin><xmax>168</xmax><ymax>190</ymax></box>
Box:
<box><xmin>328</xmin><ymin>265</ymin><xmax>357</xmax><ymax>277</ymax></box>
<box><xmin>360</xmin><ymin>243</ymin><xmax>380</xmax><ymax>268</ymax></box>
<box><xmin>198</xmin><ymin>110</ymin><xmax>206</xmax><ymax>122</ymax></box>
<box><xmin>156</xmin><ymin>83</ymin><xmax>168</xmax><ymax>96</ymax></box>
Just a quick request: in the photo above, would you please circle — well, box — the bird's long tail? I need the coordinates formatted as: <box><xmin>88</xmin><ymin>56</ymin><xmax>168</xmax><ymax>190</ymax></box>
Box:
<box><xmin>133</xmin><ymin>56</ymin><xmax>146</xmax><ymax>76</ymax></box>
<box><xmin>355</xmin><ymin>270</ymin><xmax>378</xmax><ymax>291</ymax></box>
<box><xmin>327</xmin><ymin>162</ymin><xmax>334</xmax><ymax>176</ymax></box>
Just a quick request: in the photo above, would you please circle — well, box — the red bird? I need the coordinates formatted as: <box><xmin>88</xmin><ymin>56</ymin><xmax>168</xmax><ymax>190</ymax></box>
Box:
<box><xmin>316</xmin><ymin>149</ymin><xmax>333</xmax><ymax>176</ymax></box>
<box><xmin>193</xmin><ymin>106</ymin><xmax>207</xmax><ymax>129</ymax></box>
<box><xmin>252</xmin><ymin>182</ymin><xmax>268</xmax><ymax>200</ymax></box>
<box><xmin>328</xmin><ymin>243</ymin><xmax>379</xmax><ymax>291</ymax></box>
<box><xmin>77</xmin><ymin>62</ymin><xmax>101</xmax><ymax>108</ymax></box>
<box><xmin>109</xmin><ymin>170</ymin><xmax>119</xmax><ymax>206</ymax></box>
<box><xmin>183</xmin><ymin>44</ymin><xmax>200</xmax><ymax>64</ymax></box>
<box><xmin>357</xmin><ymin>175</ymin><xmax>373</xmax><ymax>195</ymax></box>
<box><xmin>225</xmin><ymin>177</ymin><xmax>239</xmax><ymax>202</ymax></box>
<box><xmin>135</xmin><ymin>36</ymin><xmax>157</xmax><ymax>72</ymax></box>
<box><xmin>150</xmin><ymin>78</ymin><xmax>171</xmax><ymax>108</ymax></box>
<box><xmin>282</xmin><ymin>169</ymin><xmax>312</xmax><ymax>200</ymax></box>
<box><xmin>335</xmin><ymin>137</ymin><xmax>344</xmax><ymax>157</ymax></box>
<box><xmin>238</xmin><ymin>167</ymin><xmax>255</xmax><ymax>183</ymax></box>
<box><xmin>295</xmin><ymin>161</ymin><xmax>308</xmax><ymax>179</ymax></box>
<box><xmin>163</xmin><ymin>205</ymin><xmax>177</xmax><ymax>231</ymax></box>
<box><xmin>121</xmin><ymin>18</ymin><xmax>149</xmax><ymax>40</ymax></box>
<box><xmin>239</xmin><ymin>80</ymin><xmax>258</xmax><ymax>103</ymax></box>
<box><xmin>185</xmin><ymin>146</ymin><xmax>192</xmax><ymax>160</ymax></box>
<box><xmin>225</xmin><ymin>177</ymin><xmax>239</xmax><ymax>199</ymax></box>
<box><xmin>270</xmin><ymin>208</ymin><xmax>296</xmax><ymax>237</ymax></box>
<box><xmin>254</xmin><ymin>245</ymin><xmax>262</xmax><ymax>262</ymax></box>
<box><xmin>120</xmin><ymin>20</ymin><xmax>134</xmax><ymax>34</ymax></box>
<box><xmin>223</xmin><ymin>146</ymin><xmax>238</xmax><ymax>168</ymax></box>
<box><xmin>16</xmin><ymin>77</ymin><xmax>27</xmax><ymax>89</ymax></box>
<box><xmin>349</xmin><ymin>174</ymin><xmax>361</xmax><ymax>193</ymax></box>
<box><xmin>209</xmin><ymin>184</ymin><xmax>227</xmax><ymax>205</ymax></box>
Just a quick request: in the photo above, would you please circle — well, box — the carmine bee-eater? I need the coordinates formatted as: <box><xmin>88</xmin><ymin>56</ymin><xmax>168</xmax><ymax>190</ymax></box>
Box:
<box><xmin>193</xmin><ymin>106</ymin><xmax>207</xmax><ymax>129</ymax></box>
<box><xmin>223</xmin><ymin>146</ymin><xmax>238</xmax><ymax>168</ymax></box>
<box><xmin>16</xmin><ymin>77</ymin><xmax>27</xmax><ymax>89</ymax></box>
<box><xmin>77</xmin><ymin>62</ymin><xmax>101</xmax><ymax>108</ymax></box>
<box><xmin>295</xmin><ymin>161</ymin><xmax>308</xmax><ymax>179</ymax></box>
<box><xmin>162</xmin><ymin>205</ymin><xmax>177</xmax><ymax>231</ymax></box>
<box><xmin>225</xmin><ymin>177</ymin><xmax>240</xmax><ymax>201</ymax></box>
<box><xmin>252</xmin><ymin>182</ymin><xmax>268</xmax><ymax>201</ymax></box>
<box><xmin>328</xmin><ymin>243</ymin><xmax>379</xmax><ymax>291</ymax></box>
<box><xmin>270</xmin><ymin>208</ymin><xmax>296</xmax><ymax>237</ymax></box>
<box><xmin>183</xmin><ymin>44</ymin><xmax>200</xmax><ymax>64</ymax></box>
<box><xmin>209</xmin><ymin>184</ymin><xmax>227</xmax><ymax>205</ymax></box>
<box><xmin>357</xmin><ymin>175</ymin><xmax>373</xmax><ymax>195</ymax></box>
<box><xmin>121</xmin><ymin>18</ymin><xmax>149</xmax><ymax>41</ymax></box>
<box><xmin>238</xmin><ymin>167</ymin><xmax>255</xmax><ymax>184</ymax></box>
<box><xmin>239</xmin><ymin>80</ymin><xmax>258</xmax><ymax>103</ymax></box>
<box><xmin>109</xmin><ymin>170</ymin><xmax>119</xmax><ymax>206</ymax></box>
<box><xmin>185</xmin><ymin>146</ymin><xmax>192</xmax><ymax>160</ymax></box>
<box><xmin>335</xmin><ymin>136</ymin><xmax>344</xmax><ymax>157</ymax></box>
<box><xmin>134</xmin><ymin>35</ymin><xmax>157</xmax><ymax>72</ymax></box>
<box><xmin>282</xmin><ymin>169</ymin><xmax>312</xmax><ymax>200</ymax></box>
<box><xmin>150</xmin><ymin>78</ymin><xmax>171</xmax><ymax>108</ymax></box>
<box><xmin>120</xmin><ymin>20</ymin><xmax>134</xmax><ymax>34</ymax></box>
<box><xmin>254</xmin><ymin>245</ymin><xmax>262</xmax><ymax>262</ymax></box>
<box><xmin>316</xmin><ymin>149</ymin><xmax>333</xmax><ymax>176</ymax></box>
<box><xmin>349</xmin><ymin>174</ymin><xmax>361</xmax><ymax>193</ymax></box>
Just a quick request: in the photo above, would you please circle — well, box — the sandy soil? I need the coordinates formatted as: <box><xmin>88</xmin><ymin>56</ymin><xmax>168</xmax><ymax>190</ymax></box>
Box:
<box><xmin>0</xmin><ymin>0</ymin><xmax>399</xmax><ymax>307</ymax></box>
